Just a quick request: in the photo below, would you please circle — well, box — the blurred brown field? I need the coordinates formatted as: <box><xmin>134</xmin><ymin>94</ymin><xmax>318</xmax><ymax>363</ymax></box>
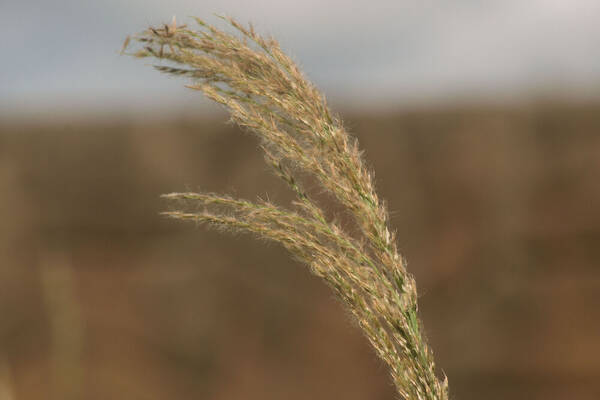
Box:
<box><xmin>1</xmin><ymin>103</ymin><xmax>599</xmax><ymax>400</ymax></box>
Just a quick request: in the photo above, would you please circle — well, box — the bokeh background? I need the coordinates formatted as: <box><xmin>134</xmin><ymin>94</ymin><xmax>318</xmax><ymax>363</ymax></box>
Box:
<box><xmin>1</xmin><ymin>1</ymin><xmax>600</xmax><ymax>399</ymax></box>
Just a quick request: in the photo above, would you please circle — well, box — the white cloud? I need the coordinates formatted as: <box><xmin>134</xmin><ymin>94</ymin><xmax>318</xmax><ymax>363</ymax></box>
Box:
<box><xmin>2</xmin><ymin>0</ymin><xmax>600</xmax><ymax>113</ymax></box>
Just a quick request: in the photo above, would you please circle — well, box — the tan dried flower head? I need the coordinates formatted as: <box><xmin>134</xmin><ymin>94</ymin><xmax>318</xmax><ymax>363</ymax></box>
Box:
<box><xmin>125</xmin><ymin>16</ymin><xmax>449</xmax><ymax>400</ymax></box>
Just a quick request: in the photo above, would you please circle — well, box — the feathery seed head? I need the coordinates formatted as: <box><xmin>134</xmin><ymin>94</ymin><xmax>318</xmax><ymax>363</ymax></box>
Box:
<box><xmin>126</xmin><ymin>17</ymin><xmax>449</xmax><ymax>400</ymax></box>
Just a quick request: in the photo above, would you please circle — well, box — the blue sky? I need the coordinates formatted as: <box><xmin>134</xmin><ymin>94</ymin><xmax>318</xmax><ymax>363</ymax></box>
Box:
<box><xmin>2</xmin><ymin>0</ymin><xmax>600</xmax><ymax>115</ymax></box>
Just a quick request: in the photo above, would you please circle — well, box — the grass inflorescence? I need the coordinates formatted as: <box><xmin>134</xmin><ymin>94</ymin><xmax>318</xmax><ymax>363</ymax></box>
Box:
<box><xmin>125</xmin><ymin>16</ymin><xmax>449</xmax><ymax>400</ymax></box>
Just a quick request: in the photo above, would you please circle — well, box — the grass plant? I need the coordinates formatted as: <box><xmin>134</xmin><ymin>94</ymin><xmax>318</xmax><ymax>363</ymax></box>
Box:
<box><xmin>125</xmin><ymin>16</ymin><xmax>449</xmax><ymax>400</ymax></box>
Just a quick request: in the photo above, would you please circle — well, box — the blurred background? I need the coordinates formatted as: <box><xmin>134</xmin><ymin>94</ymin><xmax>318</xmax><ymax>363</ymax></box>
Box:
<box><xmin>1</xmin><ymin>1</ymin><xmax>600</xmax><ymax>399</ymax></box>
